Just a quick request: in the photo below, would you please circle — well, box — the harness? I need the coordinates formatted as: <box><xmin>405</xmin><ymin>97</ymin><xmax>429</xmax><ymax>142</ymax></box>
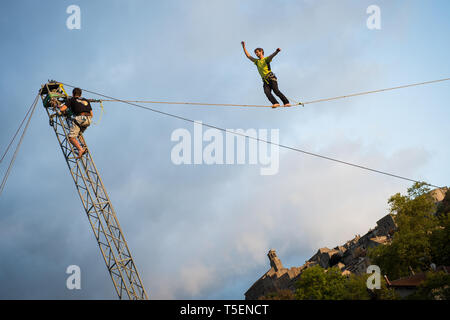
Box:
<box><xmin>72</xmin><ymin>115</ymin><xmax>91</xmax><ymax>128</ymax></box>
<box><xmin>262</xmin><ymin>60</ymin><xmax>277</xmax><ymax>84</ymax></box>
<box><xmin>263</xmin><ymin>72</ymin><xmax>277</xmax><ymax>84</ymax></box>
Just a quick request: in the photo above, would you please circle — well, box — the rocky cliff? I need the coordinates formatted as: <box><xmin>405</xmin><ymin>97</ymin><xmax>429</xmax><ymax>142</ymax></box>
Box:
<box><xmin>244</xmin><ymin>187</ymin><xmax>448</xmax><ymax>300</ymax></box>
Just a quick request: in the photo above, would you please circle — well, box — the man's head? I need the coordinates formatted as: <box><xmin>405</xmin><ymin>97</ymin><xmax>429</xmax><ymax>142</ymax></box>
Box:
<box><xmin>72</xmin><ymin>88</ymin><xmax>82</xmax><ymax>97</ymax></box>
<box><xmin>254</xmin><ymin>48</ymin><xmax>264</xmax><ymax>59</ymax></box>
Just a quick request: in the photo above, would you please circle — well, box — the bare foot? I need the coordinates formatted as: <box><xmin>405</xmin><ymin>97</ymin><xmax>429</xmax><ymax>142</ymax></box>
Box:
<box><xmin>284</xmin><ymin>103</ymin><xmax>291</xmax><ymax>107</ymax></box>
<box><xmin>272</xmin><ymin>104</ymin><xmax>280</xmax><ymax>109</ymax></box>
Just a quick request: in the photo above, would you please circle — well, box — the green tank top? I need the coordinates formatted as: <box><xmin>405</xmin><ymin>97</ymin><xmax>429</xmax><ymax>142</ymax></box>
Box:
<box><xmin>254</xmin><ymin>57</ymin><xmax>273</xmax><ymax>79</ymax></box>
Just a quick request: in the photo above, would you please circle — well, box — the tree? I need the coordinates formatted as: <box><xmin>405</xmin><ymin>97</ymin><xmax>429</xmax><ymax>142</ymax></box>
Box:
<box><xmin>430</xmin><ymin>213</ymin><xmax>450</xmax><ymax>266</ymax></box>
<box><xmin>262</xmin><ymin>183</ymin><xmax>447</xmax><ymax>300</ymax></box>
<box><xmin>407</xmin><ymin>271</ymin><xmax>450</xmax><ymax>300</ymax></box>
<box><xmin>435</xmin><ymin>188</ymin><xmax>450</xmax><ymax>218</ymax></box>
<box><xmin>293</xmin><ymin>266</ymin><xmax>397</xmax><ymax>300</ymax></box>
<box><xmin>259</xmin><ymin>289</ymin><xmax>295</xmax><ymax>300</ymax></box>
<box><xmin>431</xmin><ymin>189</ymin><xmax>450</xmax><ymax>266</ymax></box>
<box><xmin>368</xmin><ymin>182</ymin><xmax>439</xmax><ymax>279</ymax></box>
<box><xmin>340</xmin><ymin>273</ymin><xmax>371</xmax><ymax>300</ymax></box>
<box><xmin>295</xmin><ymin>266</ymin><xmax>347</xmax><ymax>300</ymax></box>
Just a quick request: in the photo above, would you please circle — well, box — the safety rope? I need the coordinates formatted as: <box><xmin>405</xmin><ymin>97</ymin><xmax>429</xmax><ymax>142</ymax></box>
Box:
<box><xmin>0</xmin><ymin>94</ymin><xmax>39</xmax><ymax>196</ymax></box>
<box><xmin>302</xmin><ymin>77</ymin><xmax>450</xmax><ymax>105</ymax></box>
<box><xmin>0</xmin><ymin>96</ymin><xmax>36</xmax><ymax>163</ymax></box>
<box><xmin>92</xmin><ymin>100</ymin><xmax>104</xmax><ymax>125</ymax></box>
<box><xmin>59</xmin><ymin>81</ymin><xmax>442</xmax><ymax>188</ymax></box>
<box><xmin>95</xmin><ymin>77</ymin><xmax>450</xmax><ymax>108</ymax></box>
<box><xmin>97</xmin><ymin>100</ymin><xmax>277</xmax><ymax>108</ymax></box>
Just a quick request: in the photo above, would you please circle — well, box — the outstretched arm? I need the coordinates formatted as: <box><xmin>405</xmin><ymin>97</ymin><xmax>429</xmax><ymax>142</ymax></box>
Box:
<box><xmin>241</xmin><ymin>41</ymin><xmax>256</xmax><ymax>62</ymax></box>
<box><xmin>55</xmin><ymin>100</ymin><xmax>68</xmax><ymax>112</ymax></box>
<box><xmin>267</xmin><ymin>48</ymin><xmax>281</xmax><ymax>61</ymax></box>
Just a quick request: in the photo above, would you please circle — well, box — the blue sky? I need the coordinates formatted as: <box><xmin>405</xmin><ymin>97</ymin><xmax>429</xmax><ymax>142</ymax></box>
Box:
<box><xmin>0</xmin><ymin>0</ymin><xmax>449</xmax><ymax>299</ymax></box>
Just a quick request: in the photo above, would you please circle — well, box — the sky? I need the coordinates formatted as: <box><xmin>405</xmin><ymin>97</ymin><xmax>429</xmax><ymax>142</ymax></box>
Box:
<box><xmin>0</xmin><ymin>0</ymin><xmax>449</xmax><ymax>299</ymax></box>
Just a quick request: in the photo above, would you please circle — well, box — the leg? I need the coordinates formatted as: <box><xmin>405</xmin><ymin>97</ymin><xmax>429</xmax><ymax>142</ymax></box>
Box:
<box><xmin>78</xmin><ymin>125</ymin><xmax>88</xmax><ymax>148</ymax></box>
<box><xmin>69</xmin><ymin>136</ymin><xmax>85</xmax><ymax>158</ymax></box>
<box><xmin>270</xmin><ymin>79</ymin><xmax>290</xmax><ymax>105</ymax></box>
<box><xmin>77</xmin><ymin>117</ymin><xmax>91</xmax><ymax>148</ymax></box>
<box><xmin>79</xmin><ymin>134</ymin><xmax>86</xmax><ymax>148</ymax></box>
<box><xmin>68</xmin><ymin>121</ymin><xmax>85</xmax><ymax>158</ymax></box>
<box><xmin>263</xmin><ymin>81</ymin><xmax>279</xmax><ymax>106</ymax></box>
<box><xmin>77</xmin><ymin>126</ymin><xmax>89</xmax><ymax>158</ymax></box>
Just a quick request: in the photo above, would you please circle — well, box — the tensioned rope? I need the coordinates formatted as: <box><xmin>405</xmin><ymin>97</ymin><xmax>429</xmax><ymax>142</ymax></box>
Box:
<box><xmin>59</xmin><ymin>81</ymin><xmax>441</xmax><ymax>188</ymax></box>
<box><xmin>301</xmin><ymin>77</ymin><xmax>450</xmax><ymax>105</ymax></box>
<box><xmin>96</xmin><ymin>77</ymin><xmax>450</xmax><ymax>108</ymax></box>
<box><xmin>0</xmin><ymin>94</ymin><xmax>39</xmax><ymax>196</ymax></box>
<box><xmin>0</xmin><ymin>96</ymin><xmax>36</xmax><ymax>163</ymax></box>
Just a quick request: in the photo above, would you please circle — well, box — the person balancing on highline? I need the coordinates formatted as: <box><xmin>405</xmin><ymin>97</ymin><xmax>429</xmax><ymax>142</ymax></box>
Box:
<box><xmin>241</xmin><ymin>41</ymin><xmax>291</xmax><ymax>108</ymax></box>
<box><xmin>57</xmin><ymin>87</ymin><xmax>93</xmax><ymax>159</ymax></box>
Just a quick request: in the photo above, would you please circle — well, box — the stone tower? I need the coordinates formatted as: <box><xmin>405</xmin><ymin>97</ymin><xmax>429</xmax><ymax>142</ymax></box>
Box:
<box><xmin>268</xmin><ymin>249</ymin><xmax>283</xmax><ymax>272</ymax></box>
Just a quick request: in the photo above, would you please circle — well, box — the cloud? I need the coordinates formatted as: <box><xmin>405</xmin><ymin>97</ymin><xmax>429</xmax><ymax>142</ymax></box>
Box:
<box><xmin>124</xmin><ymin>136</ymin><xmax>430</xmax><ymax>299</ymax></box>
<box><xmin>179</xmin><ymin>262</ymin><xmax>216</xmax><ymax>297</ymax></box>
<box><xmin>0</xmin><ymin>0</ymin><xmax>445</xmax><ymax>300</ymax></box>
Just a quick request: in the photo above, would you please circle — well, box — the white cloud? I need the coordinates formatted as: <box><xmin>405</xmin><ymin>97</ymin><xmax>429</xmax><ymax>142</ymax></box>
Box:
<box><xmin>179</xmin><ymin>262</ymin><xmax>216</xmax><ymax>297</ymax></box>
<box><xmin>131</xmin><ymin>136</ymin><xmax>430</xmax><ymax>299</ymax></box>
<box><xmin>0</xmin><ymin>0</ymin><xmax>446</xmax><ymax>300</ymax></box>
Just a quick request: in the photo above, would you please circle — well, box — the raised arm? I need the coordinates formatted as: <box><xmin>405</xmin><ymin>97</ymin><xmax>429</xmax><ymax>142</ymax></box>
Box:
<box><xmin>50</xmin><ymin>98</ymin><xmax>68</xmax><ymax>112</ymax></box>
<box><xmin>241</xmin><ymin>41</ymin><xmax>256</xmax><ymax>62</ymax></box>
<box><xmin>267</xmin><ymin>48</ymin><xmax>281</xmax><ymax>61</ymax></box>
<box><xmin>58</xmin><ymin>101</ymin><xmax>68</xmax><ymax>112</ymax></box>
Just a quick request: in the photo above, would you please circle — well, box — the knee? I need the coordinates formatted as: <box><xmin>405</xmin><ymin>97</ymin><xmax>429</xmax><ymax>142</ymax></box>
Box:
<box><xmin>69</xmin><ymin>128</ymin><xmax>80</xmax><ymax>139</ymax></box>
<box><xmin>272</xmin><ymin>86</ymin><xmax>281</xmax><ymax>94</ymax></box>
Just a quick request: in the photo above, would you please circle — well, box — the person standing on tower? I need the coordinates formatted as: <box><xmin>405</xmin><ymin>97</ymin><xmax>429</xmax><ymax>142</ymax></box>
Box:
<box><xmin>58</xmin><ymin>87</ymin><xmax>93</xmax><ymax>158</ymax></box>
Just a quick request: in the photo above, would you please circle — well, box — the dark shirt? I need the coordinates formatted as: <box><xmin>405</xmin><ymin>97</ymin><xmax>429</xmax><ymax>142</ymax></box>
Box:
<box><xmin>65</xmin><ymin>97</ymin><xmax>92</xmax><ymax>115</ymax></box>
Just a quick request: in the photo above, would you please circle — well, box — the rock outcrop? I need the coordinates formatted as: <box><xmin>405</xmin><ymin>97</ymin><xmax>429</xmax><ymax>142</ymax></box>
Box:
<box><xmin>244</xmin><ymin>250</ymin><xmax>311</xmax><ymax>300</ymax></box>
<box><xmin>245</xmin><ymin>213</ymin><xmax>397</xmax><ymax>300</ymax></box>
<box><xmin>245</xmin><ymin>187</ymin><xmax>449</xmax><ymax>300</ymax></box>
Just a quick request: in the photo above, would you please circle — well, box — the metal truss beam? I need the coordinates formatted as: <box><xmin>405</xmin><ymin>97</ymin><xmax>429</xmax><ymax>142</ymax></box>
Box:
<box><xmin>39</xmin><ymin>82</ymin><xmax>148</xmax><ymax>300</ymax></box>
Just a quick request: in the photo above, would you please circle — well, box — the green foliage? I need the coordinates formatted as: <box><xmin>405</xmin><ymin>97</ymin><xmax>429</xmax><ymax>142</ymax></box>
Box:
<box><xmin>431</xmin><ymin>189</ymin><xmax>450</xmax><ymax>266</ymax></box>
<box><xmin>370</xmin><ymin>276</ymin><xmax>399</xmax><ymax>300</ymax></box>
<box><xmin>407</xmin><ymin>271</ymin><xmax>450</xmax><ymax>300</ymax></box>
<box><xmin>430</xmin><ymin>214</ymin><xmax>450</xmax><ymax>266</ymax></box>
<box><xmin>341</xmin><ymin>273</ymin><xmax>397</xmax><ymax>300</ymax></box>
<box><xmin>368</xmin><ymin>182</ymin><xmax>440</xmax><ymax>279</ymax></box>
<box><xmin>263</xmin><ymin>183</ymin><xmax>448</xmax><ymax>301</ymax></box>
<box><xmin>294</xmin><ymin>266</ymin><xmax>347</xmax><ymax>300</ymax></box>
<box><xmin>339</xmin><ymin>273</ymin><xmax>371</xmax><ymax>300</ymax></box>
<box><xmin>293</xmin><ymin>266</ymin><xmax>397</xmax><ymax>300</ymax></box>
<box><xmin>259</xmin><ymin>289</ymin><xmax>295</xmax><ymax>300</ymax></box>
<box><xmin>435</xmin><ymin>188</ymin><xmax>450</xmax><ymax>218</ymax></box>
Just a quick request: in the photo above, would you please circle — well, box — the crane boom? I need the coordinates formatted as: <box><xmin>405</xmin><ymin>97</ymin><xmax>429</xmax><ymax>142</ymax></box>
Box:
<box><xmin>39</xmin><ymin>81</ymin><xmax>148</xmax><ymax>300</ymax></box>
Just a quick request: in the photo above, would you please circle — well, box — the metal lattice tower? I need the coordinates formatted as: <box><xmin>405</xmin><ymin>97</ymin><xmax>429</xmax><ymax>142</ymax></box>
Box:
<box><xmin>39</xmin><ymin>81</ymin><xmax>148</xmax><ymax>300</ymax></box>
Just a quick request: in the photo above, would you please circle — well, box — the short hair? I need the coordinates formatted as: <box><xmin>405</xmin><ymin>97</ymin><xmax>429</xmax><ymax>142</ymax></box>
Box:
<box><xmin>72</xmin><ymin>88</ymin><xmax>82</xmax><ymax>97</ymax></box>
<box><xmin>254</xmin><ymin>48</ymin><xmax>264</xmax><ymax>54</ymax></box>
